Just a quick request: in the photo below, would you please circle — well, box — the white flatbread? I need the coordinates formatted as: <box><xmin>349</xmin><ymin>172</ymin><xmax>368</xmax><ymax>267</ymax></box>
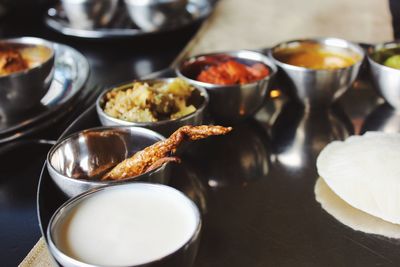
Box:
<box><xmin>316</xmin><ymin>132</ymin><xmax>400</xmax><ymax>224</ymax></box>
<box><xmin>315</xmin><ymin>177</ymin><xmax>400</xmax><ymax>239</ymax></box>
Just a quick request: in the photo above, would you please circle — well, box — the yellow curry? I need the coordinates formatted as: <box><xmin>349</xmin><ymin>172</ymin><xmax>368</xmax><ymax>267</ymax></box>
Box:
<box><xmin>274</xmin><ymin>43</ymin><xmax>359</xmax><ymax>70</ymax></box>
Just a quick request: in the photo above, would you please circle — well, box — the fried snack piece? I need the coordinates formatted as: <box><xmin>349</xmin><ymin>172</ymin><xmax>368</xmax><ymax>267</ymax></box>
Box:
<box><xmin>102</xmin><ymin>125</ymin><xmax>232</xmax><ymax>180</ymax></box>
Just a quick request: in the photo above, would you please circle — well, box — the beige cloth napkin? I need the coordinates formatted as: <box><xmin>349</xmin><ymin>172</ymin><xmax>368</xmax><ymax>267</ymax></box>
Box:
<box><xmin>174</xmin><ymin>0</ymin><xmax>393</xmax><ymax>64</ymax></box>
<box><xmin>21</xmin><ymin>0</ymin><xmax>392</xmax><ymax>265</ymax></box>
<box><xmin>19</xmin><ymin>238</ymin><xmax>57</xmax><ymax>267</ymax></box>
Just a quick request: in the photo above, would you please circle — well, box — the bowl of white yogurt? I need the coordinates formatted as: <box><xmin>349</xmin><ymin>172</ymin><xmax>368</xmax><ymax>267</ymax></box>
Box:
<box><xmin>47</xmin><ymin>182</ymin><xmax>202</xmax><ymax>267</ymax></box>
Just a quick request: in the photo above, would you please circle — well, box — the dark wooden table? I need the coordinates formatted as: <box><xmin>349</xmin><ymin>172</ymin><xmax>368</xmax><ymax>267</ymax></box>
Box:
<box><xmin>2</xmin><ymin>2</ymin><xmax>400</xmax><ymax>267</ymax></box>
<box><xmin>0</xmin><ymin>3</ymin><xmax>200</xmax><ymax>266</ymax></box>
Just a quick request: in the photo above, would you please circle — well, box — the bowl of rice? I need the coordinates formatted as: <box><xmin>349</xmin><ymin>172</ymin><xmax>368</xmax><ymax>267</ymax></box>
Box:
<box><xmin>96</xmin><ymin>77</ymin><xmax>209</xmax><ymax>136</ymax></box>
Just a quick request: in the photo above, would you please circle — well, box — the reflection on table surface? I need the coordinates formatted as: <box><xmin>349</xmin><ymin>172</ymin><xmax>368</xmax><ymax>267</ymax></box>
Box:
<box><xmin>269</xmin><ymin>101</ymin><xmax>353</xmax><ymax>170</ymax></box>
<box><xmin>362</xmin><ymin>103</ymin><xmax>400</xmax><ymax>133</ymax></box>
<box><xmin>185</xmin><ymin>119</ymin><xmax>271</xmax><ymax>188</ymax></box>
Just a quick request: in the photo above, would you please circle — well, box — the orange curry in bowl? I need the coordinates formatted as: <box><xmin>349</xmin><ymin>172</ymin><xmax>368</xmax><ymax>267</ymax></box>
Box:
<box><xmin>0</xmin><ymin>49</ymin><xmax>28</xmax><ymax>75</ymax></box>
<box><xmin>0</xmin><ymin>44</ymin><xmax>53</xmax><ymax>76</ymax></box>
<box><xmin>273</xmin><ymin>42</ymin><xmax>360</xmax><ymax>70</ymax></box>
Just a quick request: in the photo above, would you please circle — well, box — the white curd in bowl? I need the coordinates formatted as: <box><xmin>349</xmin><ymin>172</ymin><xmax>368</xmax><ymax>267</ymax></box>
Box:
<box><xmin>52</xmin><ymin>183</ymin><xmax>200</xmax><ymax>266</ymax></box>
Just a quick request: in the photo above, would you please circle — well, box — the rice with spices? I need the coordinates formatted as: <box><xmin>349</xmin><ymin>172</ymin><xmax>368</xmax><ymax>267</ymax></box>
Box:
<box><xmin>104</xmin><ymin>78</ymin><xmax>197</xmax><ymax>123</ymax></box>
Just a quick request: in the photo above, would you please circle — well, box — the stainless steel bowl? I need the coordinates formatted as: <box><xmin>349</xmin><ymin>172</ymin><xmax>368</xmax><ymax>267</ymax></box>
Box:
<box><xmin>176</xmin><ymin>50</ymin><xmax>277</xmax><ymax>122</ymax></box>
<box><xmin>367</xmin><ymin>41</ymin><xmax>400</xmax><ymax>109</ymax></box>
<box><xmin>0</xmin><ymin>37</ymin><xmax>54</xmax><ymax>119</ymax></box>
<box><xmin>47</xmin><ymin>183</ymin><xmax>202</xmax><ymax>267</ymax></box>
<box><xmin>61</xmin><ymin>0</ymin><xmax>119</xmax><ymax>29</ymax></box>
<box><xmin>124</xmin><ymin>0</ymin><xmax>189</xmax><ymax>31</ymax></box>
<box><xmin>269</xmin><ymin>37</ymin><xmax>365</xmax><ymax>107</ymax></box>
<box><xmin>96</xmin><ymin>78</ymin><xmax>209</xmax><ymax>136</ymax></box>
<box><xmin>47</xmin><ymin>126</ymin><xmax>169</xmax><ymax>198</ymax></box>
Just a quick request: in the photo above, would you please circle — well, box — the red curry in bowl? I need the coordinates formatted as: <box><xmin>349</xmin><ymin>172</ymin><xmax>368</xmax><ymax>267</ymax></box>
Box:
<box><xmin>182</xmin><ymin>55</ymin><xmax>270</xmax><ymax>85</ymax></box>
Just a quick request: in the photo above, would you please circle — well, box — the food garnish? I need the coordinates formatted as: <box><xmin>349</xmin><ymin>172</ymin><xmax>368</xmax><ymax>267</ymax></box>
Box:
<box><xmin>196</xmin><ymin>58</ymin><xmax>269</xmax><ymax>85</ymax></box>
<box><xmin>274</xmin><ymin>42</ymin><xmax>359</xmax><ymax>70</ymax></box>
<box><xmin>102</xmin><ymin>125</ymin><xmax>232</xmax><ymax>180</ymax></box>
<box><xmin>103</xmin><ymin>78</ymin><xmax>197</xmax><ymax>123</ymax></box>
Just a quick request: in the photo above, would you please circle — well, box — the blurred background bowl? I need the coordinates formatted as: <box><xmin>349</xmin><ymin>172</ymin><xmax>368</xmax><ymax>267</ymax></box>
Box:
<box><xmin>124</xmin><ymin>0</ymin><xmax>189</xmax><ymax>31</ymax></box>
<box><xmin>96</xmin><ymin>78</ymin><xmax>209</xmax><ymax>136</ymax></box>
<box><xmin>269</xmin><ymin>37</ymin><xmax>364</xmax><ymax>108</ymax></box>
<box><xmin>0</xmin><ymin>37</ymin><xmax>54</xmax><ymax>120</ymax></box>
<box><xmin>60</xmin><ymin>0</ymin><xmax>119</xmax><ymax>29</ymax></box>
<box><xmin>367</xmin><ymin>41</ymin><xmax>400</xmax><ymax>109</ymax></box>
<box><xmin>47</xmin><ymin>126</ymin><xmax>169</xmax><ymax>198</ymax></box>
<box><xmin>176</xmin><ymin>50</ymin><xmax>277</xmax><ymax>123</ymax></box>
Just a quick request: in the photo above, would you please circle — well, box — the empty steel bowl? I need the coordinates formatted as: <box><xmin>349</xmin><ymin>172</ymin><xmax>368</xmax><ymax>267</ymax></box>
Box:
<box><xmin>176</xmin><ymin>50</ymin><xmax>277</xmax><ymax>122</ymax></box>
<box><xmin>47</xmin><ymin>183</ymin><xmax>201</xmax><ymax>267</ymax></box>
<box><xmin>124</xmin><ymin>0</ymin><xmax>189</xmax><ymax>31</ymax></box>
<box><xmin>61</xmin><ymin>0</ymin><xmax>119</xmax><ymax>29</ymax></box>
<box><xmin>367</xmin><ymin>41</ymin><xmax>400</xmax><ymax>109</ymax></box>
<box><xmin>0</xmin><ymin>37</ymin><xmax>54</xmax><ymax>119</ymax></box>
<box><xmin>269</xmin><ymin>38</ymin><xmax>365</xmax><ymax>107</ymax></box>
<box><xmin>96</xmin><ymin>78</ymin><xmax>209</xmax><ymax>136</ymax></box>
<box><xmin>47</xmin><ymin>126</ymin><xmax>169</xmax><ymax>198</ymax></box>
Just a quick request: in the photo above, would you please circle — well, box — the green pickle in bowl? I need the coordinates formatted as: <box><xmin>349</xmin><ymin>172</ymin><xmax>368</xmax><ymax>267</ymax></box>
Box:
<box><xmin>368</xmin><ymin>41</ymin><xmax>400</xmax><ymax>109</ymax></box>
<box><xmin>371</xmin><ymin>46</ymin><xmax>400</xmax><ymax>69</ymax></box>
<box><xmin>384</xmin><ymin>55</ymin><xmax>400</xmax><ymax>69</ymax></box>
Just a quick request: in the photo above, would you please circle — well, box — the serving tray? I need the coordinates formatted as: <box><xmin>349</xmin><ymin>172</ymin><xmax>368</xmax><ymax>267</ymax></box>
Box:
<box><xmin>0</xmin><ymin>43</ymin><xmax>89</xmax><ymax>144</ymax></box>
<box><xmin>45</xmin><ymin>0</ymin><xmax>213</xmax><ymax>39</ymax></box>
<box><xmin>37</xmin><ymin>64</ymin><xmax>400</xmax><ymax>266</ymax></box>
